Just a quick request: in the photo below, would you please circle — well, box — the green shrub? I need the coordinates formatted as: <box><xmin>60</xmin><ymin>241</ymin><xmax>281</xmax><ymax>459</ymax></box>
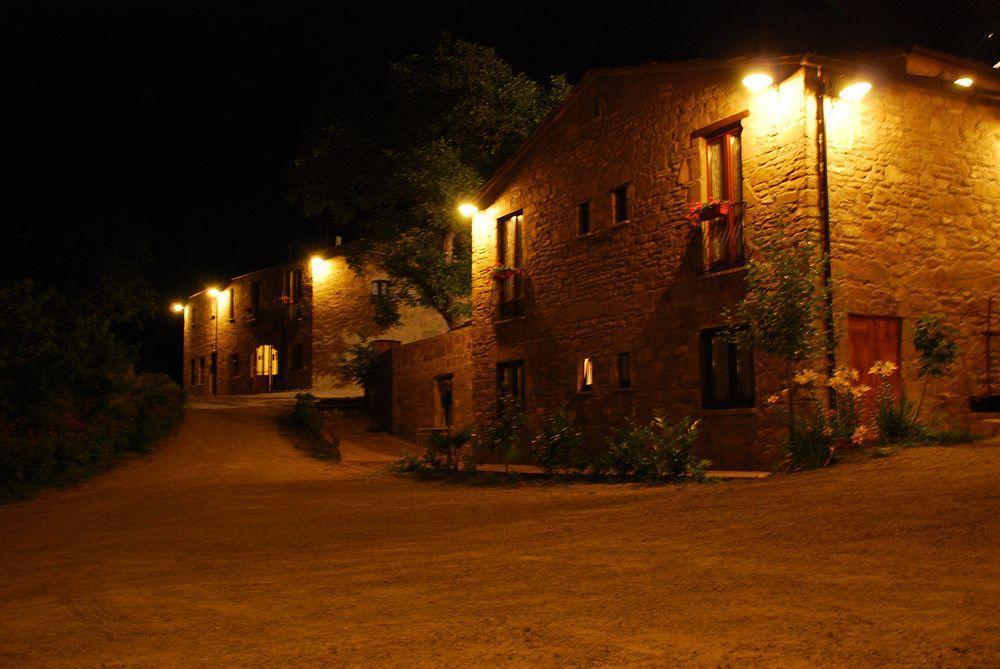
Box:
<box><xmin>605</xmin><ymin>412</ymin><xmax>708</xmax><ymax>482</ymax></box>
<box><xmin>425</xmin><ymin>428</ymin><xmax>471</xmax><ymax>472</ymax></box>
<box><xmin>289</xmin><ymin>393</ymin><xmax>341</xmax><ymax>461</ymax></box>
<box><xmin>529</xmin><ymin>409</ymin><xmax>584</xmax><ymax>475</ymax></box>
<box><xmin>0</xmin><ymin>373</ymin><xmax>185</xmax><ymax>498</ymax></box>
<box><xmin>472</xmin><ymin>396</ymin><xmax>526</xmax><ymax>474</ymax></box>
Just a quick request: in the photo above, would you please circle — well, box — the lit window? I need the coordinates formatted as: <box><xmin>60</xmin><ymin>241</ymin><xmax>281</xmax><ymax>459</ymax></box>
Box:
<box><xmin>580</xmin><ymin>356</ymin><xmax>594</xmax><ymax>392</ymax></box>
<box><xmin>496</xmin><ymin>360</ymin><xmax>525</xmax><ymax>411</ymax></box>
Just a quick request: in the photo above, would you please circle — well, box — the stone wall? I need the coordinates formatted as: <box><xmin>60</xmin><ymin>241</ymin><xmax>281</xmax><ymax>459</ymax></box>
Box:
<box><xmin>470</xmin><ymin>60</ymin><xmax>1000</xmax><ymax>468</ymax></box>
<box><xmin>389</xmin><ymin>324</ymin><xmax>474</xmax><ymax>443</ymax></box>
<box><xmin>182</xmin><ymin>247</ymin><xmax>448</xmax><ymax>396</ymax></box>
<box><xmin>470</xmin><ymin>66</ymin><xmax>818</xmax><ymax>468</ymax></box>
<box><xmin>826</xmin><ymin>80</ymin><xmax>1000</xmax><ymax>426</ymax></box>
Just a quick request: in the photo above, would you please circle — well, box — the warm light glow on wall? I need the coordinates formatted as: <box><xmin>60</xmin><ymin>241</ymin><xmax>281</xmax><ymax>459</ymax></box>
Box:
<box><xmin>458</xmin><ymin>202</ymin><xmax>479</xmax><ymax>218</ymax></box>
<box><xmin>953</xmin><ymin>76</ymin><xmax>973</xmax><ymax>88</ymax></box>
<box><xmin>742</xmin><ymin>73</ymin><xmax>773</xmax><ymax>92</ymax></box>
<box><xmin>207</xmin><ymin>287</ymin><xmax>220</xmax><ymax>298</ymax></box>
<box><xmin>311</xmin><ymin>255</ymin><xmax>332</xmax><ymax>281</ymax></box>
<box><xmin>838</xmin><ymin>81</ymin><xmax>872</xmax><ymax>101</ymax></box>
<box><xmin>171</xmin><ymin>302</ymin><xmax>185</xmax><ymax>313</ymax></box>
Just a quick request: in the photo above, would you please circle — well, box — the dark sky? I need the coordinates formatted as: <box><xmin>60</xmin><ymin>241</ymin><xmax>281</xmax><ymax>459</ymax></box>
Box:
<box><xmin>5</xmin><ymin>0</ymin><xmax>998</xmax><ymax>378</ymax></box>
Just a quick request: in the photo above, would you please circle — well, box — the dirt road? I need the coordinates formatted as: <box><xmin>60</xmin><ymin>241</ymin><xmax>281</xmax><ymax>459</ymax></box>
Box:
<box><xmin>1</xmin><ymin>397</ymin><xmax>998</xmax><ymax>667</ymax></box>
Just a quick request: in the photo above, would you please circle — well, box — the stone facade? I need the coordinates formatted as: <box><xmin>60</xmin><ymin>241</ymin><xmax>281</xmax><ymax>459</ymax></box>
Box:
<box><xmin>468</xmin><ymin>51</ymin><xmax>1000</xmax><ymax>468</ymax></box>
<box><xmin>386</xmin><ymin>324</ymin><xmax>474</xmax><ymax>443</ymax></box>
<box><xmin>182</xmin><ymin>247</ymin><xmax>447</xmax><ymax>396</ymax></box>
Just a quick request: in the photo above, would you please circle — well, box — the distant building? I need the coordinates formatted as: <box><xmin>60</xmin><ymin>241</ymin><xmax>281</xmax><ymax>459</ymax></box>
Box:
<box><xmin>458</xmin><ymin>47</ymin><xmax>1000</xmax><ymax>468</ymax></box>
<box><xmin>181</xmin><ymin>245</ymin><xmax>447</xmax><ymax>396</ymax></box>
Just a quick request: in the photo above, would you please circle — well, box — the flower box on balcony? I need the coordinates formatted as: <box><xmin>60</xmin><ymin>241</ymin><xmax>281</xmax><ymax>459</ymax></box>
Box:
<box><xmin>491</xmin><ymin>263</ymin><xmax>524</xmax><ymax>282</ymax></box>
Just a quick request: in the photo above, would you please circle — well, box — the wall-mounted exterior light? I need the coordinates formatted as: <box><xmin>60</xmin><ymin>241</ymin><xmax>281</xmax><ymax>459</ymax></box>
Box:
<box><xmin>954</xmin><ymin>76</ymin><xmax>974</xmax><ymax>88</ymax></box>
<box><xmin>457</xmin><ymin>202</ymin><xmax>479</xmax><ymax>218</ymax></box>
<box><xmin>311</xmin><ymin>255</ymin><xmax>332</xmax><ymax>281</ymax></box>
<box><xmin>171</xmin><ymin>303</ymin><xmax>185</xmax><ymax>313</ymax></box>
<box><xmin>742</xmin><ymin>73</ymin><xmax>773</xmax><ymax>92</ymax></box>
<box><xmin>838</xmin><ymin>81</ymin><xmax>872</xmax><ymax>101</ymax></box>
<box><xmin>207</xmin><ymin>287</ymin><xmax>220</xmax><ymax>298</ymax></box>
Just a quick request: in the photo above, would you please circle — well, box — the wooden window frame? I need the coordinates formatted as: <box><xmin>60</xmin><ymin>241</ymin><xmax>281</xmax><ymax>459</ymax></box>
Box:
<box><xmin>700</xmin><ymin>326</ymin><xmax>755</xmax><ymax>409</ymax></box>
<box><xmin>702</xmin><ymin>123</ymin><xmax>745</xmax><ymax>272</ymax></box>
<box><xmin>577</xmin><ymin>200</ymin><xmax>591</xmax><ymax>235</ymax></box>
<box><xmin>496</xmin><ymin>359</ymin><xmax>525</xmax><ymax>411</ymax></box>
<box><xmin>371</xmin><ymin>279</ymin><xmax>391</xmax><ymax>297</ymax></box>
<box><xmin>610</xmin><ymin>184</ymin><xmax>629</xmax><ymax>224</ymax></box>
<box><xmin>497</xmin><ymin>212</ymin><xmax>524</xmax><ymax>319</ymax></box>
<box><xmin>617</xmin><ymin>352</ymin><xmax>631</xmax><ymax>389</ymax></box>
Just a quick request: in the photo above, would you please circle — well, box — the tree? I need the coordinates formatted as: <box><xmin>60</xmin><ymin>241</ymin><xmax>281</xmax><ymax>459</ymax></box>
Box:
<box><xmin>289</xmin><ymin>36</ymin><xmax>571</xmax><ymax>329</ymax></box>
<box><xmin>725</xmin><ymin>225</ymin><xmax>830</xmax><ymax>435</ymax></box>
<box><xmin>337</xmin><ymin>338</ymin><xmax>384</xmax><ymax>429</ymax></box>
<box><xmin>912</xmin><ymin>313</ymin><xmax>958</xmax><ymax>417</ymax></box>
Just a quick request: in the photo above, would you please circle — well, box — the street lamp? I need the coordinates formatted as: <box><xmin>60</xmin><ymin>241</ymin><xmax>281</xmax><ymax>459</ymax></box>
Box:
<box><xmin>171</xmin><ymin>302</ymin><xmax>185</xmax><ymax>313</ymax></box>
<box><xmin>207</xmin><ymin>287</ymin><xmax>220</xmax><ymax>396</ymax></box>
<box><xmin>457</xmin><ymin>202</ymin><xmax>479</xmax><ymax>218</ymax></box>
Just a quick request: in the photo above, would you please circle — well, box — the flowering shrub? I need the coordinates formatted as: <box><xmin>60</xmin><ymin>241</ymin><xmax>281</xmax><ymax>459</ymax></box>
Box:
<box><xmin>869</xmin><ymin>360</ymin><xmax>920</xmax><ymax>442</ymax></box>
<box><xmin>686</xmin><ymin>199</ymin><xmax>730</xmax><ymax>226</ymax></box>
<box><xmin>490</xmin><ymin>263</ymin><xmax>523</xmax><ymax>281</ymax></box>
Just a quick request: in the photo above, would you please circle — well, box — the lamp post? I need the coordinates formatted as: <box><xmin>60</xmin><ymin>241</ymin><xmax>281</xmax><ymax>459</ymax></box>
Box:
<box><xmin>208</xmin><ymin>287</ymin><xmax>220</xmax><ymax>396</ymax></box>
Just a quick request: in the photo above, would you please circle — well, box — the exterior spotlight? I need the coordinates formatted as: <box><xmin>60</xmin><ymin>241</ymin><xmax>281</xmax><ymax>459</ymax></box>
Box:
<box><xmin>742</xmin><ymin>73</ymin><xmax>773</xmax><ymax>92</ymax></box>
<box><xmin>171</xmin><ymin>302</ymin><xmax>185</xmax><ymax>313</ymax></box>
<box><xmin>207</xmin><ymin>287</ymin><xmax>220</xmax><ymax>298</ymax></box>
<box><xmin>311</xmin><ymin>255</ymin><xmax>332</xmax><ymax>280</ymax></box>
<box><xmin>954</xmin><ymin>76</ymin><xmax>973</xmax><ymax>88</ymax></box>
<box><xmin>457</xmin><ymin>202</ymin><xmax>479</xmax><ymax>218</ymax></box>
<box><xmin>838</xmin><ymin>81</ymin><xmax>872</xmax><ymax>101</ymax></box>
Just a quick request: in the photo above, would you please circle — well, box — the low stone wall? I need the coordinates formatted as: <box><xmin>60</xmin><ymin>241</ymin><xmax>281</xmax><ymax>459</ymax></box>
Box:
<box><xmin>388</xmin><ymin>325</ymin><xmax>473</xmax><ymax>444</ymax></box>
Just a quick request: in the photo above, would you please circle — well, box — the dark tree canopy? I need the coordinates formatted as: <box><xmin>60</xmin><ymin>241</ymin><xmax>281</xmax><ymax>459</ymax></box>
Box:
<box><xmin>289</xmin><ymin>36</ymin><xmax>571</xmax><ymax>328</ymax></box>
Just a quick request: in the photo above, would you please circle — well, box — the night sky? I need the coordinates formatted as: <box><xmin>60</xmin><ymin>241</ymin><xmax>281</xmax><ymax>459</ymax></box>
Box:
<box><xmin>5</xmin><ymin>1</ymin><xmax>998</xmax><ymax>379</ymax></box>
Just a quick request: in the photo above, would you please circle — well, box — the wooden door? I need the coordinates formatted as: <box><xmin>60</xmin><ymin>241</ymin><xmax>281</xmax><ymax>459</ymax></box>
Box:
<box><xmin>848</xmin><ymin>315</ymin><xmax>902</xmax><ymax>410</ymax></box>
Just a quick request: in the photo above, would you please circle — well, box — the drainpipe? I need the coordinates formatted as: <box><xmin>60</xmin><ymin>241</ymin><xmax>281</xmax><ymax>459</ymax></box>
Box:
<box><xmin>811</xmin><ymin>62</ymin><xmax>837</xmax><ymax>383</ymax></box>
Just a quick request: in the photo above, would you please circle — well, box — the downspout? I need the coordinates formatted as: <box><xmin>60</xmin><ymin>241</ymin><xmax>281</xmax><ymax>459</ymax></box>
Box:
<box><xmin>812</xmin><ymin>62</ymin><xmax>837</xmax><ymax>382</ymax></box>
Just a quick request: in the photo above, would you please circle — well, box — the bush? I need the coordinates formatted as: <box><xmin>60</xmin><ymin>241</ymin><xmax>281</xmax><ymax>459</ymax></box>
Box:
<box><xmin>472</xmin><ymin>396</ymin><xmax>526</xmax><ymax>473</ymax></box>
<box><xmin>0</xmin><ymin>373</ymin><xmax>185</xmax><ymax>498</ymax></box>
<box><xmin>425</xmin><ymin>428</ymin><xmax>471</xmax><ymax>472</ymax></box>
<box><xmin>605</xmin><ymin>413</ymin><xmax>708</xmax><ymax>482</ymax></box>
<box><xmin>529</xmin><ymin>409</ymin><xmax>585</xmax><ymax>475</ymax></box>
<box><xmin>289</xmin><ymin>393</ymin><xmax>341</xmax><ymax>461</ymax></box>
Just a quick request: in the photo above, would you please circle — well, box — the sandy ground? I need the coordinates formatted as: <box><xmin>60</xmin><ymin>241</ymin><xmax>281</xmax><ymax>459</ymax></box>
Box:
<box><xmin>1</xmin><ymin>397</ymin><xmax>998</xmax><ymax>668</ymax></box>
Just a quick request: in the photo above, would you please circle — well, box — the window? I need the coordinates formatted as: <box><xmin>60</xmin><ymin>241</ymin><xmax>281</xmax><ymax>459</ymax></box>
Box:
<box><xmin>580</xmin><ymin>356</ymin><xmax>594</xmax><ymax>392</ymax></box>
<box><xmin>291</xmin><ymin>343</ymin><xmax>304</xmax><ymax>371</ymax></box>
<box><xmin>255</xmin><ymin>344</ymin><xmax>279</xmax><ymax>377</ymax></box>
<box><xmin>371</xmin><ymin>280</ymin><xmax>390</xmax><ymax>297</ymax></box>
<box><xmin>289</xmin><ymin>269</ymin><xmax>303</xmax><ymax>304</ymax></box>
<box><xmin>700</xmin><ymin>327</ymin><xmax>754</xmax><ymax>408</ymax></box>
<box><xmin>249</xmin><ymin>281</ymin><xmax>260</xmax><ymax>316</ymax></box>
<box><xmin>199</xmin><ymin>357</ymin><xmax>206</xmax><ymax>385</ymax></box>
<box><xmin>703</xmin><ymin>124</ymin><xmax>745</xmax><ymax>271</ymax></box>
<box><xmin>497</xmin><ymin>212</ymin><xmax>524</xmax><ymax>318</ymax></box>
<box><xmin>228</xmin><ymin>288</ymin><xmax>235</xmax><ymax>322</ymax></box>
<box><xmin>496</xmin><ymin>360</ymin><xmax>525</xmax><ymax>410</ymax></box>
<box><xmin>577</xmin><ymin>200</ymin><xmax>590</xmax><ymax>235</ymax></box>
<box><xmin>435</xmin><ymin>375</ymin><xmax>454</xmax><ymax>427</ymax></box>
<box><xmin>611</xmin><ymin>184</ymin><xmax>629</xmax><ymax>223</ymax></box>
<box><xmin>190</xmin><ymin>359</ymin><xmax>196</xmax><ymax>386</ymax></box>
<box><xmin>229</xmin><ymin>353</ymin><xmax>240</xmax><ymax>378</ymax></box>
<box><xmin>617</xmin><ymin>352</ymin><xmax>631</xmax><ymax>389</ymax></box>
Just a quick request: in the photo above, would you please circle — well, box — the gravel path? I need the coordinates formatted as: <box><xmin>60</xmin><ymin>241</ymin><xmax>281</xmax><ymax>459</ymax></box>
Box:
<box><xmin>1</xmin><ymin>398</ymin><xmax>998</xmax><ymax>667</ymax></box>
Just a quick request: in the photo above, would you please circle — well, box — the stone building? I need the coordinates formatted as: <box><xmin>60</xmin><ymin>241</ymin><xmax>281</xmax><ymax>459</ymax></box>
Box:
<box><xmin>181</xmin><ymin>245</ymin><xmax>447</xmax><ymax>396</ymax></box>
<box><xmin>463</xmin><ymin>47</ymin><xmax>1000</xmax><ymax>468</ymax></box>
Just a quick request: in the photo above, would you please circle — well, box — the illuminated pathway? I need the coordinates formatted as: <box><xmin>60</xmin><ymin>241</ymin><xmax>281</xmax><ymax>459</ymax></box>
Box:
<box><xmin>1</xmin><ymin>398</ymin><xmax>998</xmax><ymax>667</ymax></box>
